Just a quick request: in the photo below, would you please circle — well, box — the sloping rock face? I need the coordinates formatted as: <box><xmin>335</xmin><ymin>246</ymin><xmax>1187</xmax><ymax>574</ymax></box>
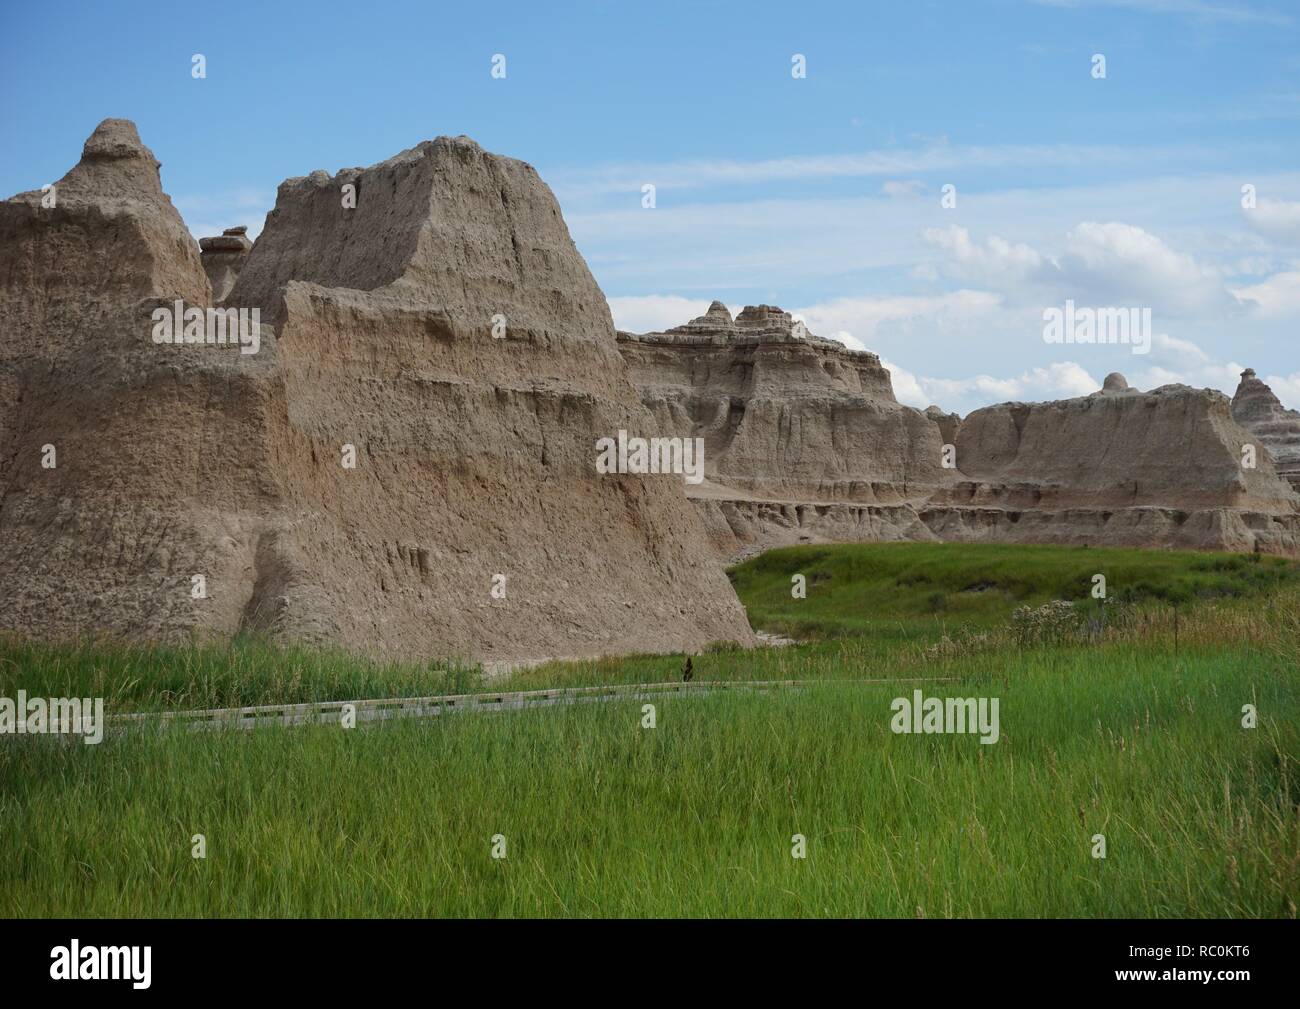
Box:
<box><xmin>617</xmin><ymin>304</ymin><xmax>953</xmax><ymax>556</ymax></box>
<box><xmin>926</xmin><ymin>381</ymin><xmax>1300</xmax><ymax>554</ymax></box>
<box><xmin>1232</xmin><ymin>368</ymin><xmax>1300</xmax><ymax>492</ymax></box>
<box><xmin>620</xmin><ymin>309</ymin><xmax>1300</xmax><ymax>558</ymax></box>
<box><xmin>0</xmin><ymin>119</ymin><xmax>228</xmax><ymax>642</ymax></box>
<box><xmin>0</xmin><ymin>121</ymin><xmax>754</xmax><ymax>659</ymax></box>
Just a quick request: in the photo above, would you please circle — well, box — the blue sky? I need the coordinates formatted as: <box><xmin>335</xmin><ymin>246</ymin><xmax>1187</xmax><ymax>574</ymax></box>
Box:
<box><xmin>3</xmin><ymin>0</ymin><xmax>1299</xmax><ymax>413</ymax></box>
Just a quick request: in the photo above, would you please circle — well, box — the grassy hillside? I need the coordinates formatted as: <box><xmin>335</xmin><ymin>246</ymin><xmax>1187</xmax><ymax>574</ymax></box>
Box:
<box><xmin>730</xmin><ymin>541</ymin><xmax>1300</xmax><ymax>640</ymax></box>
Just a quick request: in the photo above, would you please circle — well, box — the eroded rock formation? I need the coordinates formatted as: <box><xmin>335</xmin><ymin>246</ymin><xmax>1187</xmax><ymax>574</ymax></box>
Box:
<box><xmin>200</xmin><ymin>225</ymin><xmax>252</xmax><ymax>302</ymax></box>
<box><xmin>620</xmin><ymin>313</ymin><xmax>1300</xmax><ymax>558</ymax></box>
<box><xmin>927</xmin><ymin>379</ymin><xmax>1300</xmax><ymax>554</ymax></box>
<box><xmin>1232</xmin><ymin>368</ymin><xmax>1300</xmax><ymax>492</ymax></box>
<box><xmin>618</xmin><ymin>304</ymin><xmax>953</xmax><ymax>557</ymax></box>
<box><xmin>0</xmin><ymin>120</ymin><xmax>755</xmax><ymax>660</ymax></box>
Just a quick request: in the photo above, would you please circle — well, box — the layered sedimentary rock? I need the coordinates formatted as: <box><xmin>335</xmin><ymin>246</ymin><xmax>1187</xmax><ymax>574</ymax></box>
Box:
<box><xmin>0</xmin><ymin>120</ymin><xmax>755</xmax><ymax>659</ymax></box>
<box><xmin>621</xmin><ymin>306</ymin><xmax>1300</xmax><ymax>557</ymax></box>
<box><xmin>0</xmin><ymin>119</ymin><xmax>221</xmax><ymax>642</ymax></box>
<box><xmin>199</xmin><ymin>225</ymin><xmax>252</xmax><ymax>302</ymax></box>
<box><xmin>1232</xmin><ymin>368</ymin><xmax>1300</xmax><ymax>492</ymax></box>
<box><xmin>617</xmin><ymin>303</ymin><xmax>952</xmax><ymax>557</ymax></box>
<box><xmin>925</xmin><ymin>377</ymin><xmax>1300</xmax><ymax>554</ymax></box>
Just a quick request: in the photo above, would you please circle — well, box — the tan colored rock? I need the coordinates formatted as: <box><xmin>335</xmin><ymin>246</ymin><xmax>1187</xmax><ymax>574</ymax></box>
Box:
<box><xmin>0</xmin><ymin>118</ymin><xmax>226</xmax><ymax>643</ymax></box>
<box><xmin>1232</xmin><ymin>368</ymin><xmax>1300</xmax><ymax>492</ymax></box>
<box><xmin>620</xmin><ymin>304</ymin><xmax>1300</xmax><ymax>558</ymax></box>
<box><xmin>199</xmin><ymin>226</ymin><xmax>253</xmax><ymax>302</ymax></box>
<box><xmin>618</xmin><ymin>304</ymin><xmax>953</xmax><ymax>556</ymax></box>
<box><xmin>618</xmin><ymin>306</ymin><xmax>949</xmax><ymax>502</ymax></box>
<box><xmin>0</xmin><ymin>121</ymin><xmax>755</xmax><ymax>660</ymax></box>
<box><xmin>1101</xmin><ymin>371</ymin><xmax>1132</xmax><ymax>394</ymax></box>
<box><xmin>924</xmin><ymin>405</ymin><xmax>961</xmax><ymax>445</ymax></box>
<box><xmin>927</xmin><ymin>383</ymin><xmax>1300</xmax><ymax>553</ymax></box>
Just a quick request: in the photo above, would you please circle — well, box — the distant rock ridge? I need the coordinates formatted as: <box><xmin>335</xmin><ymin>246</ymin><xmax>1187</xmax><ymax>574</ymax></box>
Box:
<box><xmin>1232</xmin><ymin>368</ymin><xmax>1300</xmax><ymax>491</ymax></box>
<box><xmin>618</xmin><ymin>307</ymin><xmax>948</xmax><ymax>513</ymax></box>
<box><xmin>618</xmin><ymin>307</ymin><xmax>1300</xmax><ymax>558</ymax></box>
<box><xmin>927</xmin><ymin>380</ymin><xmax>1299</xmax><ymax>554</ymax></box>
<box><xmin>0</xmin><ymin>119</ymin><xmax>755</xmax><ymax>659</ymax></box>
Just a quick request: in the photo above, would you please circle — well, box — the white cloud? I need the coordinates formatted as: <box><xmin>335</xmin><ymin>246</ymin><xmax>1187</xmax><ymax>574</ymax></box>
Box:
<box><xmin>1243</xmin><ymin>197</ymin><xmax>1300</xmax><ymax>242</ymax></box>
<box><xmin>1233</xmin><ymin>271</ymin><xmax>1300</xmax><ymax>317</ymax></box>
<box><xmin>606</xmin><ymin>295</ymin><xmax>715</xmax><ymax>333</ymax></box>
<box><xmin>1264</xmin><ymin>372</ymin><xmax>1300</xmax><ymax>409</ymax></box>
<box><xmin>923</xmin><ymin>221</ymin><xmax>1234</xmax><ymax>315</ymax></box>
<box><xmin>881</xmin><ymin>358</ymin><xmax>1101</xmax><ymax>412</ymax></box>
<box><xmin>549</xmin><ymin>142</ymin><xmax>1212</xmax><ymax>201</ymax></box>
<box><xmin>793</xmin><ymin>290</ymin><xmax>1004</xmax><ymax>346</ymax></box>
<box><xmin>1060</xmin><ymin>221</ymin><xmax>1231</xmax><ymax>313</ymax></box>
<box><xmin>922</xmin><ymin>225</ymin><xmax>1048</xmax><ymax>285</ymax></box>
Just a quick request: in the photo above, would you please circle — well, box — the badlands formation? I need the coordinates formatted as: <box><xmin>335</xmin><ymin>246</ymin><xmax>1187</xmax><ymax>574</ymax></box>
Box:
<box><xmin>619</xmin><ymin>306</ymin><xmax>1300</xmax><ymax>559</ymax></box>
<box><xmin>0</xmin><ymin>119</ymin><xmax>754</xmax><ymax>660</ymax></box>
<box><xmin>1233</xmin><ymin>368</ymin><xmax>1300</xmax><ymax>492</ymax></box>
<box><xmin>1</xmin><ymin>119</ymin><xmax>1297</xmax><ymax>661</ymax></box>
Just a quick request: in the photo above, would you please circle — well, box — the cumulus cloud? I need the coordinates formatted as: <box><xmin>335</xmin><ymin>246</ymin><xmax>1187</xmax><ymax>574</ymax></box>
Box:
<box><xmin>921</xmin><ymin>225</ymin><xmax>1048</xmax><ymax>286</ymax></box>
<box><xmin>1243</xmin><ymin>197</ymin><xmax>1300</xmax><ymax>242</ymax></box>
<box><xmin>1059</xmin><ymin>221</ymin><xmax>1231</xmax><ymax>313</ymax></box>
<box><xmin>922</xmin><ymin>221</ymin><xmax>1234</xmax><ymax>315</ymax></box>
<box><xmin>1232</xmin><ymin>270</ymin><xmax>1300</xmax><ymax>317</ymax></box>
<box><xmin>880</xmin><ymin>358</ymin><xmax>1100</xmax><ymax>412</ymax></box>
<box><xmin>1265</xmin><ymin>372</ymin><xmax>1300</xmax><ymax>409</ymax></box>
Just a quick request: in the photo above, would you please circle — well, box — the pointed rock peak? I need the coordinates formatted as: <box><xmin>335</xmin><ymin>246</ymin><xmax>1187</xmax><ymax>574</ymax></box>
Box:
<box><xmin>81</xmin><ymin>118</ymin><xmax>154</xmax><ymax>163</ymax></box>
<box><xmin>1231</xmin><ymin>366</ymin><xmax>1293</xmax><ymax>412</ymax></box>
<box><xmin>55</xmin><ymin>118</ymin><xmax>168</xmax><ymax>203</ymax></box>
<box><xmin>661</xmin><ymin>299</ymin><xmax>737</xmax><ymax>338</ymax></box>
<box><xmin>1233</xmin><ymin>367</ymin><xmax>1281</xmax><ymax>405</ymax></box>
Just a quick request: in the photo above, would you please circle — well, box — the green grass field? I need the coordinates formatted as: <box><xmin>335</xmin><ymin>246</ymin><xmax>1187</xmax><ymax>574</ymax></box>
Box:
<box><xmin>2</xmin><ymin>543</ymin><xmax>1297</xmax><ymax>917</ymax></box>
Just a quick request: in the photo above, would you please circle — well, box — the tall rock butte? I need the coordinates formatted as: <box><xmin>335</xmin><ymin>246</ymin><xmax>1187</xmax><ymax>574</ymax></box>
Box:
<box><xmin>1232</xmin><ymin>368</ymin><xmax>1300</xmax><ymax>492</ymax></box>
<box><xmin>619</xmin><ymin>310</ymin><xmax>1300</xmax><ymax>558</ymax></box>
<box><xmin>0</xmin><ymin>120</ymin><xmax>755</xmax><ymax>659</ymax></box>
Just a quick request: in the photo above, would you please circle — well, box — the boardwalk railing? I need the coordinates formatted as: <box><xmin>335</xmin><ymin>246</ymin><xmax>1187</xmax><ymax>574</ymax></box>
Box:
<box><xmin>15</xmin><ymin>676</ymin><xmax>954</xmax><ymax>738</ymax></box>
